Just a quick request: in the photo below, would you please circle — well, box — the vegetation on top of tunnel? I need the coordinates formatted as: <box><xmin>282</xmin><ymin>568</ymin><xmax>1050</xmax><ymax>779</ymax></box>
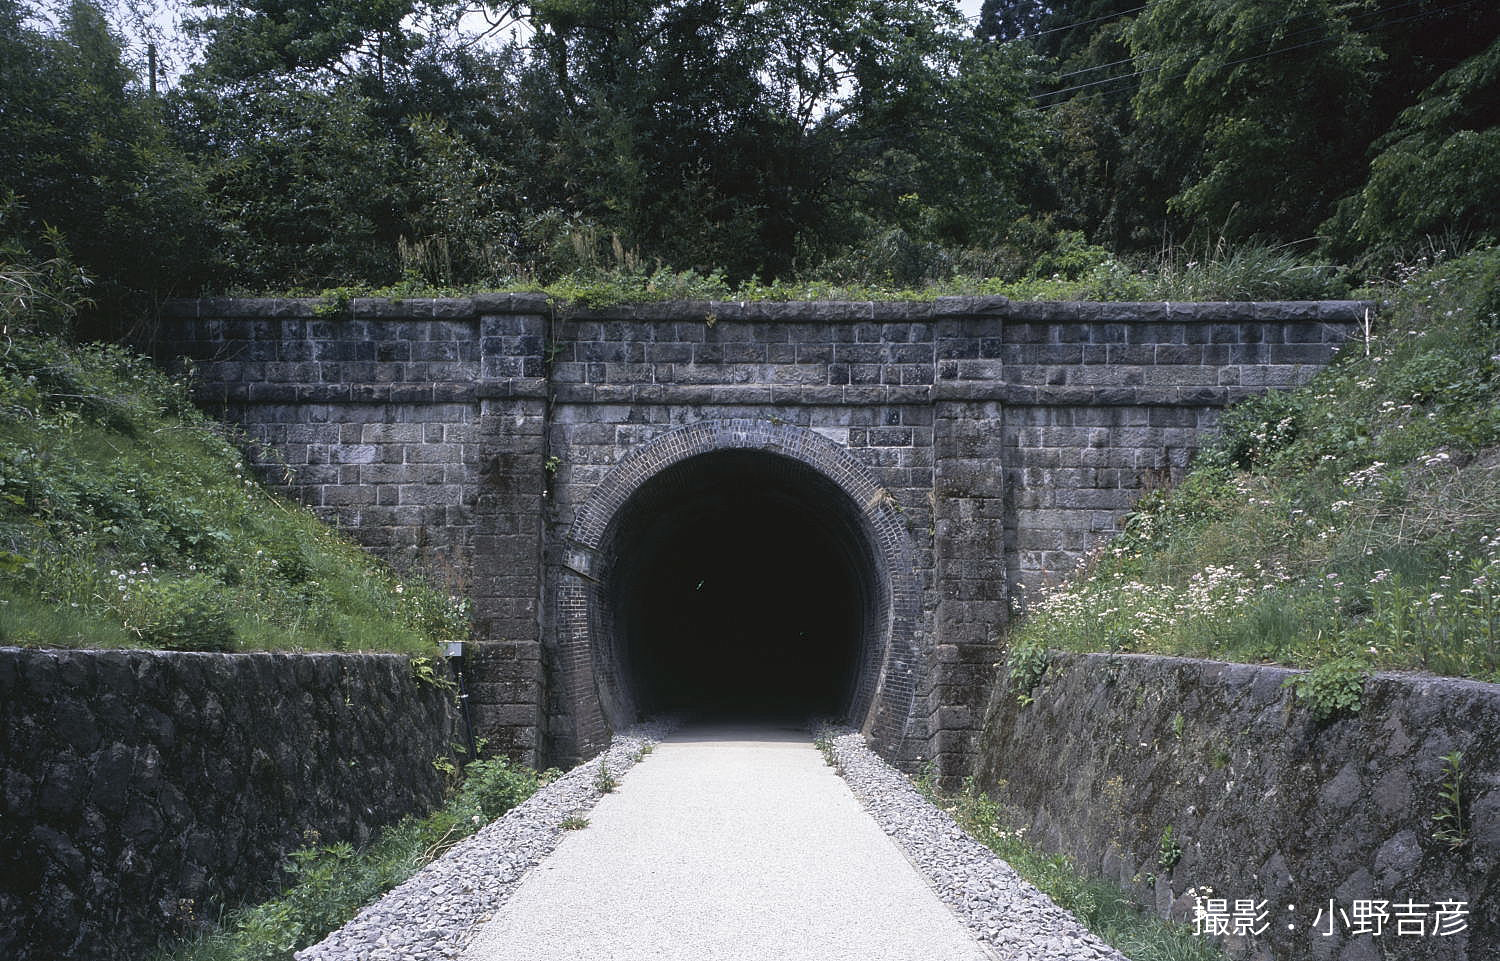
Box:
<box><xmin>919</xmin><ymin>773</ymin><xmax>1225</xmax><ymax>961</ymax></box>
<box><xmin>1008</xmin><ymin>247</ymin><xmax>1500</xmax><ymax>685</ymax></box>
<box><xmin>268</xmin><ymin>235</ymin><xmax>1358</xmax><ymax>312</ymax></box>
<box><xmin>0</xmin><ymin>247</ymin><xmax>468</xmax><ymax>653</ymax></box>
<box><xmin>152</xmin><ymin>755</ymin><xmax>546</xmax><ymax>961</ymax></box>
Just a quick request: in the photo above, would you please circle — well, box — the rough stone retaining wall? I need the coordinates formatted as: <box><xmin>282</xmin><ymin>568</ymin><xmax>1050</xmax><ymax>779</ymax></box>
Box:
<box><xmin>0</xmin><ymin>648</ymin><xmax>459</xmax><ymax>961</ymax></box>
<box><xmin>974</xmin><ymin>652</ymin><xmax>1500</xmax><ymax>961</ymax></box>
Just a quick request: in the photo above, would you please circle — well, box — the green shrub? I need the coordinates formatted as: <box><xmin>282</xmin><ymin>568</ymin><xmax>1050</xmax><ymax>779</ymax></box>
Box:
<box><xmin>1156</xmin><ymin>825</ymin><xmax>1182</xmax><ymax>871</ymax></box>
<box><xmin>1284</xmin><ymin>657</ymin><xmax>1367</xmax><ymax>721</ymax></box>
<box><xmin>1006</xmin><ymin>640</ymin><xmax>1050</xmax><ymax>705</ymax></box>
<box><xmin>127</xmin><ymin>573</ymin><xmax>236</xmax><ymax>651</ymax></box>
<box><xmin>1199</xmin><ymin>390</ymin><xmax>1304</xmax><ymax>471</ymax></box>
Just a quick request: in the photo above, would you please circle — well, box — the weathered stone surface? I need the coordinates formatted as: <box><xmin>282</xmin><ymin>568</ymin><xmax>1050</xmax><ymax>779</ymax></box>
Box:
<box><xmin>155</xmin><ymin>296</ymin><xmax>1362</xmax><ymax>778</ymax></box>
<box><xmin>975</xmin><ymin>653</ymin><xmax>1500</xmax><ymax>961</ymax></box>
<box><xmin>0</xmin><ymin>648</ymin><xmax>459</xmax><ymax>961</ymax></box>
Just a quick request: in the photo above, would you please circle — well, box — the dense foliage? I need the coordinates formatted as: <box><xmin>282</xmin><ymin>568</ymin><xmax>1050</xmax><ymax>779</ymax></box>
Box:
<box><xmin>1010</xmin><ymin>247</ymin><xmax>1500</xmax><ymax>682</ymax></box>
<box><xmin>1</xmin><ymin>0</ymin><xmax>1496</xmax><ymax>321</ymax></box>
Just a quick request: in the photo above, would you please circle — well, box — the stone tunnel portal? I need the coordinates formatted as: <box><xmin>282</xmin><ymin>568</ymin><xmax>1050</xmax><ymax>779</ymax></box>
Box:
<box><xmin>598</xmin><ymin>449</ymin><xmax>887</xmax><ymax>724</ymax></box>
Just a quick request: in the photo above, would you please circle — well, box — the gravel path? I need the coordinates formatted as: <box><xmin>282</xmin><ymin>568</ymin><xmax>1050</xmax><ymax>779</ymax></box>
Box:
<box><xmin>826</xmin><ymin>730</ymin><xmax>1126</xmax><ymax>961</ymax></box>
<box><xmin>295</xmin><ymin>723</ymin><xmax>668</xmax><ymax>961</ymax></box>
<box><xmin>459</xmin><ymin>722</ymin><xmax>990</xmax><ymax>961</ymax></box>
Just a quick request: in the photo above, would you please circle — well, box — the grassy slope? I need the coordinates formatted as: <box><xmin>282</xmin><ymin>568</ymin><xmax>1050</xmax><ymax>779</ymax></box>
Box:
<box><xmin>1010</xmin><ymin>248</ymin><xmax>1500</xmax><ymax>686</ymax></box>
<box><xmin>0</xmin><ymin>333</ymin><xmax>464</xmax><ymax>654</ymax></box>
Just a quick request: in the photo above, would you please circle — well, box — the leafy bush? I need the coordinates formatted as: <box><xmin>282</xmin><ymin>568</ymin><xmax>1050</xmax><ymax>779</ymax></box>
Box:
<box><xmin>1284</xmin><ymin>657</ymin><xmax>1367</xmax><ymax>721</ymax></box>
<box><xmin>1326</xmin><ymin>37</ymin><xmax>1500</xmax><ymax>268</ymax></box>
<box><xmin>1199</xmin><ymin>390</ymin><xmax>1304</xmax><ymax>471</ymax></box>
<box><xmin>1007</xmin><ymin>640</ymin><xmax>1050</xmax><ymax>705</ymax></box>
<box><xmin>126</xmin><ymin>573</ymin><xmax>236</xmax><ymax>651</ymax></box>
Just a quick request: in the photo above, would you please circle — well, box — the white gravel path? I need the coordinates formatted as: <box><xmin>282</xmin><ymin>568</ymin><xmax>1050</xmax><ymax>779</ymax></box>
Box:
<box><xmin>295</xmin><ymin>724</ymin><xmax>667</xmax><ymax>961</ymax></box>
<box><xmin>459</xmin><ymin>722</ymin><xmax>992</xmax><ymax>961</ymax></box>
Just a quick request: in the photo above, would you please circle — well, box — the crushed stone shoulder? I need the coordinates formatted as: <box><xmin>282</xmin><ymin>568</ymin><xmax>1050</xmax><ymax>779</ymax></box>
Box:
<box><xmin>296</xmin><ymin>724</ymin><xmax>666</xmax><ymax>961</ymax></box>
<box><xmin>828</xmin><ymin>731</ymin><xmax>1126</xmax><ymax>961</ymax></box>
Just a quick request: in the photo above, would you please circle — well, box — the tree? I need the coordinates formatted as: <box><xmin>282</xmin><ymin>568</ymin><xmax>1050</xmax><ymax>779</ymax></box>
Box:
<box><xmin>511</xmin><ymin>0</ymin><xmax>1036</xmax><ymax>280</ymax></box>
<box><xmin>975</xmin><ymin>0</ymin><xmax>1047</xmax><ymax>43</ymax></box>
<box><xmin>0</xmin><ymin>0</ymin><xmax>214</xmax><ymax>326</ymax></box>
<box><xmin>1324</xmin><ymin>35</ymin><xmax>1500</xmax><ymax>264</ymax></box>
<box><xmin>187</xmin><ymin>0</ymin><xmax>429</xmax><ymax>83</ymax></box>
<box><xmin>172</xmin><ymin>76</ymin><xmax>408</xmax><ymax>288</ymax></box>
<box><xmin>1127</xmin><ymin>0</ymin><xmax>1383</xmax><ymax>243</ymax></box>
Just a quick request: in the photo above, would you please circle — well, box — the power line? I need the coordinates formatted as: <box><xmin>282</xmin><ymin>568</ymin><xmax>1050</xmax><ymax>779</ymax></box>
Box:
<box><xmin>991</xmin><ymin>3</ymin><xmax>1148</xmax><ymax>45</ymax></box>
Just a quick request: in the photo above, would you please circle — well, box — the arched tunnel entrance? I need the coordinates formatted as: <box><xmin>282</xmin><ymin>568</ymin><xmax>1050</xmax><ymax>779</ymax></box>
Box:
<box><xmin>595</xmin><ymin>449</ymin><xmax>888</xmax><ymax>724</ymax></box>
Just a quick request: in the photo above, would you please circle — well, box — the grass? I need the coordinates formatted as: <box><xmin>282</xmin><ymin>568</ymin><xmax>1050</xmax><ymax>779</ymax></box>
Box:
<box><xmin>153</xmin><ymin>756</ymin><xmax>545</xmax><ymax>961</ymax></box>
<box><xmin>1010</xmin><ymin>246</ymin><xmax>1500</xmax><ymax>681</ymax></box>
<box><xmin>920</xmin><ymin>775</ymin><xmax>1224</xmax><ymax>961</ymax></box>
<box><xmin>260</xmin><ymin>237</ymin><xmax>1355</xmax><ymax>311</ymax></box>
<box><xmin>0</xmin><ymin>332</ymin><xmax>467</xmax><ymax>654</ymax></box>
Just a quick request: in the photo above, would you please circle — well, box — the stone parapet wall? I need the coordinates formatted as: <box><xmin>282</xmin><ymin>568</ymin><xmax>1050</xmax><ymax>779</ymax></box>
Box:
<box><xmin>975</xmin><ymin>652</ymin><xmax>1500</xmax><ymax>961</ymax></box>
<box><xmin>0</xmin><ymin>648</ymin><xmax>458</xmax><ymax>961</ymax></box>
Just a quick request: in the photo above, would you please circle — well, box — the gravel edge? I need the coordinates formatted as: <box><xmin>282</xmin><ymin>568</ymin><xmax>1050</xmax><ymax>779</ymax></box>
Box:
<box><xmin>296</xmin><ymin>722</ymin><xmax>669</xmax><ymax>961</ymax></box>
<box><xmin>826</xmin><ymin>730</ymin><xmax>1127</xmax><ymax>961</ymax></box>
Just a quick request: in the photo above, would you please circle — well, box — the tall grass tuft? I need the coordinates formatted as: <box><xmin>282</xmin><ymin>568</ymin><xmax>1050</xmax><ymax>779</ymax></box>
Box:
<box><xmin>1146</xmin><ymin>239</ymin><xmax>1346</xmax><ymax>302</ymax></box>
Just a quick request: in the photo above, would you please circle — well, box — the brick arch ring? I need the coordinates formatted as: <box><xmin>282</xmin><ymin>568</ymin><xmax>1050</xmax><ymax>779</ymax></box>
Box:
<box><xmin>554</xmin><ymin>418</ymin><xmax>922</xmax><ymax>758</ymax></box>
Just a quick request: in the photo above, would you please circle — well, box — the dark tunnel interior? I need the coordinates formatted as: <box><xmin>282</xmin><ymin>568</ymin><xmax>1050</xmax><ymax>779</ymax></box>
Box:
<box><xmin>602</xmin><ymin>449</ymin><xmax>882</xmax><ymax>723</ymax></box>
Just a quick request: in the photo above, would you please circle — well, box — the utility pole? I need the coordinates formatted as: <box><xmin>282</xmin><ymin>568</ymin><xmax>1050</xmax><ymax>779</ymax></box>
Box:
<box><xmin>147</xmin><ymin>43</ymin><xmax>157</xmax><ymax>97</ymax></box>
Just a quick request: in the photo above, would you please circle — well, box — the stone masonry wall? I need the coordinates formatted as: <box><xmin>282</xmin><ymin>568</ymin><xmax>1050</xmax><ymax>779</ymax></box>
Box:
<box><xmin>158</xmin><ymin>295</ymin><xmax>1364</xmax><ymax>775</ymax></box>
<box><xmin>158</xmin><ymin>296</ymin><xmax>548</xmax><ymax>763</ymax></box>
<box><xmin>0</xmin><ymin>648</ymin><xmax>459</xmax><ymax>961</ymax></box>
<box><xmin>975</xmin><ymin>652</ymin><xmax>1500</xmax><ymax>961</ymax></box>
<box><xmin>992</xmin><ymin>301</ymin><xmax>1357</xmax><ymax>599</ymax></box>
